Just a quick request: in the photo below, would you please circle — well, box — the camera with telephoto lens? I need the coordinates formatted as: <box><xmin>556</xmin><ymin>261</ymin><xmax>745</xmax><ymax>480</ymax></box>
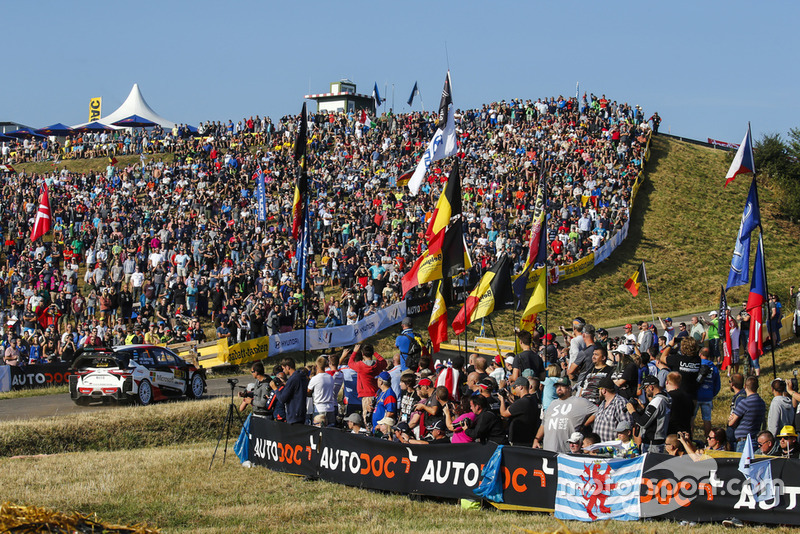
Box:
<box><xmin>696</xmin><ymin>364</ymin><xmax>712</xmax><ymax>384</ymax></box>
<box><xmin>792</xmin><ymin>365</ymin><xmax>799</xmax><ymax>391</ymax></box>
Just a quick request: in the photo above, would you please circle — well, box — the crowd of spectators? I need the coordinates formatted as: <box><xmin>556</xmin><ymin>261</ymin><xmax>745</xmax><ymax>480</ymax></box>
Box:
<box><xmin>0</xmin><ymin>92</ymin><xmax>652</xmax><ymax>365</ymax></box>
<box><xmin>242</xmin><ymin>316</ymin><xmax>799</xmax><ymax>459</ymax></box>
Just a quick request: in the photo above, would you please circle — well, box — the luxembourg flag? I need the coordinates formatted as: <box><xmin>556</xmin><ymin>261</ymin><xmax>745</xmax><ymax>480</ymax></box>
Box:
<box><xmin>724</xmin><ymin>124</ymin><xmax>755</xmax><ymax>187</ymax></box>
<box><xmin>745</xmin><ymin>233</ymin><xmax>767</xmax><ymax>360</ymax></box>
<box><xmin>555</xmin><ymin>455</ymin><xmax>645</xmax><ymax>522</ymax></box>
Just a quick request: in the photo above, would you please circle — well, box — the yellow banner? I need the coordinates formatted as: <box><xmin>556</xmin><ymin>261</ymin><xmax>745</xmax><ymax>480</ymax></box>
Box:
<box><xmin>558</xmin><ymin>253</ymin><xmax>595</xmax><ymax>282</ymax></box>
<box><xmin>224</xmin><ymin>336</ymin><xmax>271</xmax><ymax>366</ymax></box>
<box><xmin>89</xmin><ymin>97</ymin><xmax>102</xmax><ymax>122</ymax></box>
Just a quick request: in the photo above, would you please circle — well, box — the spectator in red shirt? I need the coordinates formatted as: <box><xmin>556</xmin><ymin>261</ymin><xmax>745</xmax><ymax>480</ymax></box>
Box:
<box><xmin>347</xmin><ymin>343</ymin><xmax>387</xmax><ymax>420</ymax></box>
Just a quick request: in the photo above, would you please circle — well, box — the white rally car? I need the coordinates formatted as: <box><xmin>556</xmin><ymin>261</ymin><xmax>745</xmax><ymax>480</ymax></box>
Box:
<box><xmin>69</xmin><ymin>345</ymin><xmax>206</xmax><ymax>406</ymax></box>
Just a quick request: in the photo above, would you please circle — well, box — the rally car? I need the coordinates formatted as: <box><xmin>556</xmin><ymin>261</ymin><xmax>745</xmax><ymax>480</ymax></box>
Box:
<box><xmin>69</xmin><ymin>345</ymin><xmax>206</xmax><ymax>406</ymax></box>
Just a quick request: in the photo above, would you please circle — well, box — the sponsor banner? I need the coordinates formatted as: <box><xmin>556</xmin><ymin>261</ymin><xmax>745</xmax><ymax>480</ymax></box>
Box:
<box><xmin>708</xmin><ymin>138</ymin><xmax>740</xmax><ymax>150</ymax></box>
<box><xmin>556</xmin><ymin>455</ymin><xmax>645</xmax><ymax>521</ymax></box>
<box><xmin>0</xmin><ymin>366</ymin><xmax>9</xmax><ymax>393</ymax></box>
<box><xmin>9</xmin><ymin>363</ymin><xmax>74</xmax><ymax>390</ymax></box>
<box><xmin>88</xmin><ymin>97</ymin><xmax>102</xmax><ymax>122</ymax></box>
<box><xmin>641</xmin><ymin>453</ymin><xmax>800</xmax><ymax>525</ymax></box>
<box><xmin>499</xmin><ymin>446</ymin><xmax>558</xmax><ymax>509</ymax></box>
<box><xmin>556</xmin><ymin>253</ymin><xmax>595</xmax><ymax>282</ymax></box>
<box><xmin>248</xmin><ymin>415</ymin><xmax>320</xmax><ymax>478</ymax></box>
<box><xmin>406</xmin><ymin>294</ymin><xmax>433</xmax><ymax>318</ymax></box>
<box><xmin>225</xmin><ymin>336</ymin><xmax>271</xmax><ymax>366</ymax></box>
<box><xmin>594</xmin><ymin>220</ymin><xmax>629</xmax><ymax>265</ymax></box>
<box><xmin>269</xmin><ymin>301</ymin><xmax>406</xmax><ymax>356</ymax></box>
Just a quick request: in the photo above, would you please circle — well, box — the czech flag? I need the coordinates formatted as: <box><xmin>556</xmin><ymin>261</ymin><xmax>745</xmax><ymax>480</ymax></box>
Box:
<box><xmin>724</xmin><ymin>124</ymin><xmax>755</xmax><ymax>187</ymax></box>
<box><xmin>624</xmin><ymin>262</ymin><xmax>646</xmax><ymax>297</ymax></box>
<box><xmin>745</xmin><ymin>234</ymin><xmax>766</xmax><ymax>360</ymax></box>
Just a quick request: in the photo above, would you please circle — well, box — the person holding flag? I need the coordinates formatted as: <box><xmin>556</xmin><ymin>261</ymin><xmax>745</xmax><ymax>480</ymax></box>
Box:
<box><xmin>30</xmin><ymin>182</ymin><xmax>52</xmax><ymax>242</ymax></box>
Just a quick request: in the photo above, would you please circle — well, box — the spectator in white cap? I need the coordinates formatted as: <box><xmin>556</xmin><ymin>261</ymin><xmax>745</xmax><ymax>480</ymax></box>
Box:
<box><xmin>567</xmin><ymin>432</ymin><xmax>584</xmax><ymax>454</ymax></box>
<box><xmin>344</xmin><ymin>413</ymin><xmax>369</xmax><ymax>435</ymax></box>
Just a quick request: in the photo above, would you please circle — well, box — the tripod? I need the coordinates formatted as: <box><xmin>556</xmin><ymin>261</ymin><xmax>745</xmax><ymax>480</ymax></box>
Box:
<box><xmin>209</xmin><ymin>378</ymin><xmax>244</xmax><ymax>470</ymax></box>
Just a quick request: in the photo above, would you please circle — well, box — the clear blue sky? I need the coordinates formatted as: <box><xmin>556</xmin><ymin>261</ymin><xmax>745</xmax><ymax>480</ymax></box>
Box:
<box><xmin>3</xmin><ymin>1</ymin><xmax>798</xmax><ymax>144</ymax></box>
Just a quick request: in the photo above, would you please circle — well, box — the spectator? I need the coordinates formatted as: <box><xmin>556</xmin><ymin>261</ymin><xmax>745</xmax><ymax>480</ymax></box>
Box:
<box><xmin>511</xmin><ymin>329</ymin><xmax>545</xmax><ymax>382</ymax></box>
<box><xmin>534</xmin><ymin>377</ymin><xmax>597</xmax><ymax>453</ymax></box>
<box><xmin>728</xmin><ymin>376</ymin><xmax>766</xmax><ymax>452</ymax></box>
<box><xmin>696</xmin><ymin>347</ymin><xmax>721</xmax><ymax>437</ymax></box>
<box><xmin>776</xmin><ymin>426</ymin><xmax>799</xmax><ymax>458</ymax></box>
<box><xmin>756</xmin><ymin>430</ymin><xmax>779</xmax><ymax>456</ymax></box>
<box><xmin>592</xmin><ymin>377</ymin><xmax>633</xmax><ymax>442</ymax></box>
<box><xmin>275</xmin><ymin>357</ymin><xmax>308</xmax><ymax>424</ymax></box>
<box><xmin>627</xmin><ymin>375</ymin><xmax>671</xmax><ymax>453</ymax></box>
<box><xmin>665</xmin><ymin>372</ymin><xmax>693</xmax><ymax>435</ymax></box>
<box><xmin>395</xmin><ymin>318</ymin><xmax>418</xmax><ymax>371</ymax></box>
<box><xmin>767</xmin><ymin>379</ymin><xmax>795</xmax><ymax>438</ymax></box>
<box><xmin>462</xmin><ymin>394</ymin><xmax>506</xmax><ymax>445</ymax></box>
<box><xmin>498</xmin><ymin>377</ymin><xmax>541</xmax><ymax>447</ymax></box>
<box><xmin>307</xmin><ymin>356</ymin><xmax>337</xmax><ymax>427</ymax></box>
<box><xmin>371</xmin><ymin>371</ymin><xmax>397</xmax><ymax>435</ymax></box>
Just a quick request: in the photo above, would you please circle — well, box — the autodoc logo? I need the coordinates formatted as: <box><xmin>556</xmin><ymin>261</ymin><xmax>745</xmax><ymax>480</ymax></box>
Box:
<box><xmin>641</xmin><ymin>455</ymin><xmax>721</xmax><ymax>516</ymax></box>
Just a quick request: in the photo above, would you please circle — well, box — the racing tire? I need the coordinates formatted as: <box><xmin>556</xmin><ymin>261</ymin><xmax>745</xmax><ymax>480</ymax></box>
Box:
<box><xmin>136</xmin><ymin>380</ymin><xmax>153</xmax><ymax>406</ymax></box>
<box><xmin>187</xmin><ymin>373</ymin><xmax>205</xmax><ymax>399</ymax></box>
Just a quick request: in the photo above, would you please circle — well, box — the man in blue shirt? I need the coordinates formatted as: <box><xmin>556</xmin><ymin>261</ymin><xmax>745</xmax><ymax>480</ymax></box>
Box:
<box><xmin>395</xmin><ymin>318</ymin><xmax>416</xmax><ymax>371</ymax></box>
<box><xmin>728</xmin><ymin>376</ymin><xmax>766</xmax><ymax>452</ymax></box>
<box><xmin>275</xmin><ymin>357</ymin><xmax>308</xmax><ymax>424</ymax></box>
<box><xmin>695</xmin><ymin>347</ymin><xmax>721</xmax><ymax>438</ymax></box>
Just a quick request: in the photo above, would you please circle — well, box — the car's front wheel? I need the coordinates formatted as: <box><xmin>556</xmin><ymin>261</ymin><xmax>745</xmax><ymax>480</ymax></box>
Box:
<box><xmin>188</xmin><ymin>373</ymin><xmax>205</xmax><ymax>399</ymax></box>
<box><xmin>136</xmin><ymin>380</ymin><xmax>153</xmax><ymax>406</ymax></box>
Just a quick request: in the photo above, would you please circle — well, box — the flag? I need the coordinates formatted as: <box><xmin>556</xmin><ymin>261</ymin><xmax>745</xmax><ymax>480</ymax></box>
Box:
<box><xmin>749</xmin><ymin>459</ymin><xmax>775</xmax><ymax>503</ymax></box>
<box><xmin>407</xmin><ymin>71</ymin><xmax>457</xmax><ymax>195</ymax></box>
<box><xmin>295</xmin><ymin>201</ymin><xmax>311</xmax><ymax>289</ymax></box>
<box><xmin>623</xmin><ymin>262</ymin><xmax>646</xmax><ymax>297</ymax></box>
<box><xmin>30</xmin><ymin>182</ymin><xmax>52</xmax><ymax>242</ymax></box>
<box><xmin>519</xmin><ymin>267</ymin><xmax>546</xmax><ymax>331</ymax></box>
<box><xmin>407</xmin><ymin>81</ymin><xmax>419</xmax><ymax>106</ymax></box>
<box><xmin>396</xmin><ymin>168</ymin><xmax>414</xmax><ymax>188</ymax></box>
<box><xmin>401</xmin><ymin>221</ymin><xmax>470</xmax><ymax>296</ymax></box>
<box><xmin>720</xmin><ymin>286</ymin><xmax>732</xmax><ymax>371</ymax></box>
<box><xmin>291</xmin><ymin>102</ymin><xmax>308</xmax><ymax>240</ymax></box>
<box><xmin>724</xmin><ymin>124</ymin><xmax>755</xmax><ymax>187</ymax></box>
<box><xmin>738</xmin><ymin>433</ymin><xmax>754</xmax><ymax>479</ymax></box>
<box><xmin>512</xmin><ymin>180</ymin><xmax>547</xmax><ymax>302</ymax></box>
<box><xmin>108</xmin><ymin>156</ymin><xmax>118</xmax><ymax>166</ymax></box>
<box><xmin>727</xmin><ymin>177</ymin><xmax>761</xmax><ymax>289</ymax></box>
<box><xmin>428</xmin><ymin>280</ymin><xmax>448</xmax><ymax>353</ymax></box>
<box><xmin>555</xmin><ymin>455</ymin><xmax>645</xmax><ymax>522</ymax></box>
<box><xmin>0</xmin><ymin>164</ymin><xmax>15</xmax><ymax>173</ymax></box>
<box><xmin>255</xmin><ymin>169</ymin><xmax>267</xmax><ymax>222</ymax></box>
<box><xmin>373</xmin><ymin>83</ymin><xmax>383</xmax><ymax>107</ymax></box>
<box><xmin>745</xmin><ymin>234</ymin><xmax>766</xmax><ymax>360</ymax></box>
<box><xmin>425</xmin><ymin>159</ymin><xmax>462</xmax><ymax>241</ymax></box>
<box><xmin>452</xmin><ymin>254</ymin><xmax>513</xmax><ymax>335</ymax></box>
<box><xmin>576</xmin><ymin>81</ymin><xmax>579</xmax><ymax>102</ymax></box>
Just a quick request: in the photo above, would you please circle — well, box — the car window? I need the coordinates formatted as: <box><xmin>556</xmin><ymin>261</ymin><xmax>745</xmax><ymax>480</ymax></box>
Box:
<box><xmin>150</xmin><ymin>347</ymin><xmax>177</xmax><ymax>366</ymax></box>
<box><xmin>124</xmin><ymin>348</ymin><xmax>154</xmax><ymax>366</ymax></box>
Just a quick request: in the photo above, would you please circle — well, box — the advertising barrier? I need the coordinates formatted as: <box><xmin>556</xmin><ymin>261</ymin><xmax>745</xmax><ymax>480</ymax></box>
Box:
<box><xmin>7</xmin><ymin>363</ymin><xmax>74</xmax><ymax>391</ymax></box>
<box><xmin>249</xmin><ymin>419</ymin><xmax>800</xmax><ymax>526</ymax></box>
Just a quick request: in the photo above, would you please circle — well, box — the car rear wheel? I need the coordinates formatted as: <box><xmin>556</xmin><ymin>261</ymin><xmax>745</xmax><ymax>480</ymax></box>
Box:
<box><xmin>137</xmin><ymin>380</ymin><xmax>153</xmax><ymax>406</ymax></box>
<box><xmin>188</xmin><ymin>373</ymin><xmax>205</xmax><ymax>399</ymax></box>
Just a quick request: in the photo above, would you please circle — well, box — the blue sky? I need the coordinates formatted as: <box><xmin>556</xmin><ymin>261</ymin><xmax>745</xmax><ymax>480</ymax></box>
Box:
<box><xmin>3</xmin><ymin>1</ymin><xmax>798</xmax><ymax>144</ymax></box>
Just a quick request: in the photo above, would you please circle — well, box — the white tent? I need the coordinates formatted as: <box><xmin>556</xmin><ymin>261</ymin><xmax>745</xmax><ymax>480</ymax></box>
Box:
<box><xmin>74</xmin><ymin>84</ymin><xmax>176</xmax><ymax>129</ymax></box>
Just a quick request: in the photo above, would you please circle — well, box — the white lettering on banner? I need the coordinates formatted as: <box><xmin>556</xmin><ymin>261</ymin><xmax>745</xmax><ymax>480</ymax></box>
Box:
<box><xmin>420</xmin><ymin>459</ymin><xmax>481</xmax><ymax>487</ymax></box>
<box><xmin>269</xmin><ymin>302</ymin><xmax>407</xmax><ymax>356</ymax></box>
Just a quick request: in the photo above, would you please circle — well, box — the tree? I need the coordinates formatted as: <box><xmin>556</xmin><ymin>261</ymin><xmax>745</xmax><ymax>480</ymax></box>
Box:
<box><xmin>754</xmin><ymin>133</ymin><xmax>800</xmax><ymax>221</ymax></box>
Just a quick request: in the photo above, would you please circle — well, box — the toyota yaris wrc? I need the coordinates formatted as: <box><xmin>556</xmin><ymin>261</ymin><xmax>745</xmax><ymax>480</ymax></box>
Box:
<box><xmin>69</xmin><ymin>345</ymin><xmax>206</xmax><ymax>406</ymax></box>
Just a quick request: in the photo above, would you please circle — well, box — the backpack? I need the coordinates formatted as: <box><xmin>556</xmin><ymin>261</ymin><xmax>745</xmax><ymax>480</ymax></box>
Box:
<box><xmin>402</xmin><ymin>332</ymin><xmax>422</xmax><ymax>371</ymax></box>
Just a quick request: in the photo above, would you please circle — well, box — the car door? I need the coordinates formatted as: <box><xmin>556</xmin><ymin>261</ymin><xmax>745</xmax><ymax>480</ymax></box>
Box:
<box><xmin>149</xmin><ymin>347</ymin><xmax>186</xmax><ymax>393</ymax></box>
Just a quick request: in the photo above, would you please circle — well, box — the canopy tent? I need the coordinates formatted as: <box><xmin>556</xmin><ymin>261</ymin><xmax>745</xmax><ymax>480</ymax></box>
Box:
<box><xmin>36</xmin><ymin>123</ymin><xmax>74</xmax><ymax>136</ymax></box>
<box><xmin>73</xmin><ymin>84</ymin><xmax>176</xmax><ymax>129</ymax></box>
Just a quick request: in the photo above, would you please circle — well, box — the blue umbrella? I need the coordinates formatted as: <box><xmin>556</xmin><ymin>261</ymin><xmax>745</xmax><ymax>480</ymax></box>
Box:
<box><xmin>0</xmin><ymin>134</ymin><xmax>14</xmax><ymax>143</ymax></box>
<box><xmin>36</xmin><ymin>123</ymin><xmax>74</xmax><ymax>136</ymax></box>
<box><xmin>5</xmin><ymin>127</ymin><xmax>45</xmax><ymax>139</ymax></box>
<box><xmin>111</xmin><ymin>114</ymin><xmax>157</xmax><ymax>128</ymax></box>
<box><xmin>74</xmin><ymin>121</ymin><xmax>115</xmax><ymax>133</ymax></box>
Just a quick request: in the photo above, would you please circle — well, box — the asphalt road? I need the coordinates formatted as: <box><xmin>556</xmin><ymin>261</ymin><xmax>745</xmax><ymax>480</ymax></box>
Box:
<box><xmin>0</xmin><ymin>373</ymin><xmax>253</xmax><ymax>423</ymax></box>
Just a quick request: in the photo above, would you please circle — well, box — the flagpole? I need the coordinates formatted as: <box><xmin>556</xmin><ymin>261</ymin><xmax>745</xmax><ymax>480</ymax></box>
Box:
<box><xmin>752</xmin><ymin>175</ymin><xmax>778</xmax><ymax>379</ymax></box>
<box><xmin>542</xmin><ymin>171</ymin><xmax>549</xmax><ymax>339</ymax></box>
<box><xmin>641</xmin><ymin>261</ymin><xmax>656</xmax><ymax>324</ymax></box>
<box><xmin>487</xmin><ymin>316</ymin><xmax>502</xmax><ymax>358</ymax></box>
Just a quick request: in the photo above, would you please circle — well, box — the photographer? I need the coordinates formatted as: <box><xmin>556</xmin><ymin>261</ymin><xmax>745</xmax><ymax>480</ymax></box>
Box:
<box><xmin>626</xmin><ymin>375</ymin><xmax>671</xmax><ymax>453</ymax></box>
<box><xmin>239</xmin><ymin>361</ymin><xmax>271</xmax><ymax>416</ymax></box>
<box><xmin>498</xmin><ymin>377</ymin><xmax>541</xmax><ymax>446</ymax></box>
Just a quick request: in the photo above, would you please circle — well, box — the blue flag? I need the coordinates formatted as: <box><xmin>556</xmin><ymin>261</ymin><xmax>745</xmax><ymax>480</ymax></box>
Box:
<box><xmin>407</xmin><ymin>81</ymin><xmax>418</xmax><ymax>106</ymax></box>
<box><xmin>256</xmin><ymin>169</ymin><xmax>266</xmax><ymax>222</ymax></box>
<box><xmin>373</xmin><ymin>83</ymin><xmax>383</xmax><ymax>107</ymax></box>
<box><xmin>727</xmin><ymin>178</ymin><xmax>761</xmax><ymax>289</ymax></box>
<box><xmin>296</xmin><ymin>200</ymin><xmax>311</xmax><ymax>289</ymax></box>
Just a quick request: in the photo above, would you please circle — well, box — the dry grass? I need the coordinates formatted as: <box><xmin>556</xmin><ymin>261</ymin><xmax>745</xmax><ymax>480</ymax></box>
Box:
<box><xmin>0</xmin><ymin>441</ymin><xmax>791</xmax><ymax>534</ymax></box>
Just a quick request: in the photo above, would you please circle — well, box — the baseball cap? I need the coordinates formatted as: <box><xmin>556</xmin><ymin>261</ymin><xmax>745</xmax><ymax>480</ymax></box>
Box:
<box><xmin>709</xmin><ymin>310</ymin><xmax>718</xmax><ymax>316</ymax></box>
<box><xmin>417</xmin><ymin>378</ymin><xmax>433</xmax><ymax>388</ymax></box>
<box><xmin>665</xmin><ymin>317</ymin><xmax>673</xmax><ymax>322</ymax></box>
<box><xmin>615</xmin><ymin>421</ymin><xmax>633</xmax><ymax>433</ymax></box>
<box><xmin>598</xmin><ymin>377</ymin><xmax>616</xmax><ymax>391</ymax></box>
<box><xmin>624</xmin><ymin>324</ymin><xmax>633</xmax><ymax>329</ymax></box>
<box><xmin>376</xmin><ymin>416</ymin><xmax>396</xmax><ymax>427</ymax></box>
<box><xmin>554</xmin><ymin>377</ymin><xmax>570</xmax><ymax>387</ymax></box>
<box><xmin>544</xmin><ymin>333</ymin><xmax>555</xmax><ymax>342</ymax></box>
<box><xmin>641</xmin><ymin>375</ymin><xmax>659</xmax><ymax>387</ymax></box>
<box><xmin>378</xmin><ymin>371</ymin><xmax>391</xmax><ymax>383</ymax></box>
<box><xmin>568</xmin><ymin>432</ymin><xmax>584</xmax><ymax>444</ymax></box>
<box><xmin>344</xmin><ymin>413</ymin><xmax>364</xmax><ymax>426</ymax></box>
<box><xmin>513</xmin><ymin>377</ymin><xmax>529</xmax><ymax>388</ymax></box>
<box><xmin>395</xmin><ymin>422</ymin><xmax>413</xmax><ymax>435</ymax></box>
<box><xmin>428</xmin><ymin>419</ymin><xmax>445</xmax><ymax>432</ymax></box>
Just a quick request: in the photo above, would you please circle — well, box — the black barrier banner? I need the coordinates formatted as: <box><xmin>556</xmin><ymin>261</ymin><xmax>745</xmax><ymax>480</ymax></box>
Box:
<box><xmin>319</xmin><ymin>427</ymin><xmax>495</xmax><ymax>499</ymax></box>
<box><xmin>405</xmin><ymin>294</ymin><xmax>433</xmax><ymax>318</ymax></box>
<box><xmin>500</xmin><ymin>447</ymin><xmax>558</xmax><ymax>509</ymax></box>
<box><xmin>641</xmin><ymin>453</ymin><xmax>800</xmax><ymax>525</ymax></box>
<box><xmin>248</xmin><ymin>416</ymin><xmax>320</xmax><ymax>478</ymax></box>
<box><xmin>10</xmin><ymin>363</ymin><xmax>74</xmax><ymax>390</ymax></box>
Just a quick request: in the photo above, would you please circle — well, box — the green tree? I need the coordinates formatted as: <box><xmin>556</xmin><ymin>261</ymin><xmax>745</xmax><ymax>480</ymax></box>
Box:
<box><xmin>754</xmin><ymin>133</ymin><xmax>800</xmax><ymax>221</ymax></box>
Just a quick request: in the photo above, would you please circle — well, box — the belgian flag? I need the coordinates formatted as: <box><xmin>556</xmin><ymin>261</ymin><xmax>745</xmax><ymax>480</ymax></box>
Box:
<box><xmin>428</xmin><ymin>280</ymin><xmax>449</xmax><ymax>353</ymax></box>
<box><xmin>291</xmin><ymin>102</ymin><xmax>309</xmax><ymax>240</ymax></box>
<box><xmin>452</xmin><ymin>254</ymin><xmax>514</xmax><ymax>335</ymax></box>
<box><xmin>108</xmin><ymin>156</ymin><xmax>118</xmax><ymax>166</ymax></box>
<box><xmin>624</xmin><ymin>262</ymin><xmax>646</xmax><ymax>297</ymax></box>
<box><xmin>401</xmin><ymin>219</ymin><xmax>471</xmax><ymax>297</ymax></box>
<box><xmin>424</xmin><ymin>159</ymin><xmax>462</xmax><ymax>241</ymax></box>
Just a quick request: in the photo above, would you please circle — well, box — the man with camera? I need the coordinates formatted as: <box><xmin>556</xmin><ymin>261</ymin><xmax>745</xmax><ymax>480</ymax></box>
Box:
<box><xmin>239</xmin><ymin>361</ymin><xmax>271</xmax><ymax>416</ymax></box>
<box><xmin>627</xmin><ymin>375</ymin><xmax>671</xmax><ymax>453</ymax></box>
<box><xmin>274</xmin><ymin>357</ymin><xmax>308</xmax><ymax>424</ymax></box>
<box><xmin>498</xmin><ymin>377</ymin><xmax>541</xmax><ymax>446</ymax></box>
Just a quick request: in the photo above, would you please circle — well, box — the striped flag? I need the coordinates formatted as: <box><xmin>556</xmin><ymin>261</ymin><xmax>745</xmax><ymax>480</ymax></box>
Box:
<box><xmin>407</xmin><ymin>81</ymin><xmax>419</xmax><ymax>106</ymax></box>
<box><xmin>401</xmin><ymin>220</ymin><xmax>471</xmax><ymax>296</ymax></box>
<box><xmin>30</xmin><ymin>182</ymin><xmax>52</xmax><ymax>242</ymax></box>
<box><xmin>745</xmin><ymin>234</ymin><xmax>767</xmax><ymax>360</ymax></box>
<box><xmin>425</xmin><ymin>159</ymin><xmax>462</xmax><ymax>241</ymax></box>
<box><xmin>428</xmin><ymin>280</ymin><xmax>448</xmax><ymax>353</ymax></box>
<box><xmin>519</xmin><ymin>267</ymin><xmax>546</xmax><ymax>331</ymax></box>
<box><xmin>452</xmin><ymin>254</ymin><xmax>513</xmax><ymax>335</ymax></box>
<box><xmin>623</xmin><ymin>262</ymin><xmax>646</xmax><ymax>297</ymax></box>
<box><xmin>291</xmin><ymin>102</ymin><xmax>308</xmax><ymax>240</ymax></box>
<box><xmin>724</xmin><ymin>124</ymin><xmax>755</xmax><ymax>187</ymax></box>
<box><xmin>108</xmin><ymin>156</ymin><xmax>118</xmax><ymax>166</ymax></box>
<box><xmin>0</xmin><ymin>164</ymin><xmax>16</xmax><ymax>173</ymax></box>
<box><xmin>555</xmin><ymin>455</ymin><xmax>645</xmax><ymax>522</ymax></box>
<box><xmin>373</xmin><ymin>82</ymin><xmax>383</xmax><ymax>107</ymax></box>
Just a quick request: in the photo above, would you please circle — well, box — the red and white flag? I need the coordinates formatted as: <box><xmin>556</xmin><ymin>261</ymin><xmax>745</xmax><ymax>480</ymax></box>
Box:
<box><xmin>30</xmin><ymin>183</ymin><xmax>52</xmax><ymax>242</ymax></box>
